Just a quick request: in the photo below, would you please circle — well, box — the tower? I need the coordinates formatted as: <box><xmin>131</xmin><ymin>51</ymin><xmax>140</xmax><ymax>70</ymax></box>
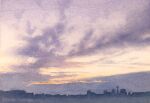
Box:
<box><xmin>116</xmin><ymin>86</ymin><xmax>119</xmax><ymax>94</ymax></box>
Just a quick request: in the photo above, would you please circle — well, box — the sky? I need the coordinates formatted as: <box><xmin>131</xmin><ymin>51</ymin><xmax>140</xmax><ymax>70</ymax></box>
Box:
<box><xmin>0</xmin><ymin>0</ymin><xmax>150</xmax><ymax>94</ymax></box>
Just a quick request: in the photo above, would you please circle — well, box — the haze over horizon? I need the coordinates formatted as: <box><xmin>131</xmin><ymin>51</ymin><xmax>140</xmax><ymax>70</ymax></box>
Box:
<box><xmin>0</xmin><ymin>0</ymin><xmax>150</xmax><ymax>94</ymax></box>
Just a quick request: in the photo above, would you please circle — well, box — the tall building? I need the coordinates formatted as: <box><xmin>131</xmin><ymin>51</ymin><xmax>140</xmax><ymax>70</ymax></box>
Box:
<box><xmin>116</xmin><ymin>86</ymin><xmax>119</xmax><ymax>94</ymax></box>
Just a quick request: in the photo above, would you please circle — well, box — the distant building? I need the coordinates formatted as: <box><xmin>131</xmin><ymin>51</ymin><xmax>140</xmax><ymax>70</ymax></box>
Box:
<box><xmin>111</xmin><ymin>89</ymin><xmax>116</xmax><ymax>95</ymax></box>
<box><xmin>103</xmin><ymin>90</ymin><xmax>112</xmax><ymax>96</ymax></box>
<box><xmin>120</xmin><ymin>89</ymin><xmax>127</xmax><ymax>95</ymax></box>
<box><xmin>87</xmin><ymin>90</ymin><xmax>97</xmax><ymax>96</ymax></box>
<box><xmin>116</xmin><ymin>86</ymin><xmax>119</xmax><ymax>94</ymax></box>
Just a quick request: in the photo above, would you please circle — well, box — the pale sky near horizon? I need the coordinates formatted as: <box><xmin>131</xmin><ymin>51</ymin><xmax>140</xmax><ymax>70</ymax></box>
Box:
<box><xmin>0</xmin><ymin>0</ymin><xmax>150</xmax><ymax>94</ymax></box>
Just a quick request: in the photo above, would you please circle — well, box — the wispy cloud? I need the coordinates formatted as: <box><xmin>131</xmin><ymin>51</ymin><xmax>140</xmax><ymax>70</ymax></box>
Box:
<box><xmin>0</xmin><ymin>0</ymin><xmax>150</xmax><ymax>94</ymax></box>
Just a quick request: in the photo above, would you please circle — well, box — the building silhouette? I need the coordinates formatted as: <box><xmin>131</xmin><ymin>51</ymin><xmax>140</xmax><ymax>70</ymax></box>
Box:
<box><xmin>0</xmin><ymin>86</ymin><xmax>150</xmax><ymax>98</ymax></box>
<box><xmin>116</xmin><ymin>86</ymin><xmax>119</xmax><ymax>94</ymax></box>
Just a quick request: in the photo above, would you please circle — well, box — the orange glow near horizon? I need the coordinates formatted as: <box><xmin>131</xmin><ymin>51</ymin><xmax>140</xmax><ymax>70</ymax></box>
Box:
<box><xmin>28</xmin><ymin>47</ymin><xmax>150</xmax><ymax>85</ymax></box>
<box><xmin>31</xmin><ymin>63</ymin><xmax>150</xmax><ymax>85</ymax></box>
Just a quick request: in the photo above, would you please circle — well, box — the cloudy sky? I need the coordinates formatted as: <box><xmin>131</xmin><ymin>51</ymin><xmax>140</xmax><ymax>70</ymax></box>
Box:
<box><xmin>0</xmin><ymin>0</ymin><xmax>150</xmax><ymax>94</ymax></box>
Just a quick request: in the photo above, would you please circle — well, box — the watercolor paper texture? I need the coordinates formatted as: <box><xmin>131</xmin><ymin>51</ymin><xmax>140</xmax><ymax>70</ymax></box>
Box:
<box><xmin>0</xmin><ymin>0</ymin><xmax>150</xmax><ymax>103</ymax></box>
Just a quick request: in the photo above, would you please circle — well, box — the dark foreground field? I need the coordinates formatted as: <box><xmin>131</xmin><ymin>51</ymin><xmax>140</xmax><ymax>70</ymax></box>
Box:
<box><xmin>0</xmin><ymin>96</ymin><xmax>150</xmax><ymax>103</ymax></box>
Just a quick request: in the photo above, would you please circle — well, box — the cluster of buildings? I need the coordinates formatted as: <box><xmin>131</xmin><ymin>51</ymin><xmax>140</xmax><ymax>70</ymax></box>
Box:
<box><xmin>0</xmin><ymin>86</ymin><xmax>150</xmax><ymax>99</ymax></box>
<box><xmin>87</xmin><ymin>86</ymin><xmax>150</xmax><ymax>97</ymax></box>
<box><xmin>87</xmin><ymin>86</ymin><xmax>129</xmax><ymax>96</ymax></box>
